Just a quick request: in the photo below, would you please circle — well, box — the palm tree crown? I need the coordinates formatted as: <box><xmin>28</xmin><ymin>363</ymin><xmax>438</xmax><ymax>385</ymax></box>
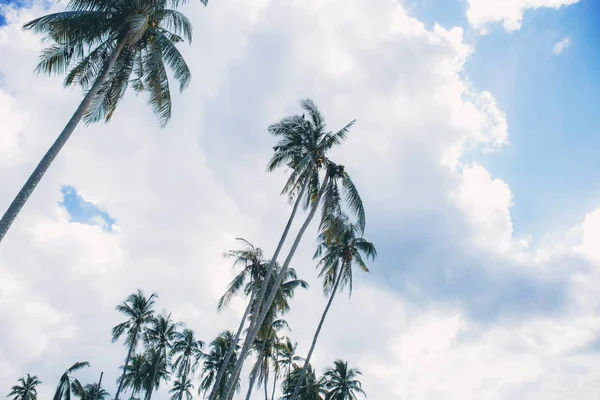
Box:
<box><xmin>200</xmin><ymin>331</ymin><xmax>240</xmax><ymax>399</ymax></box>
<box><xmin>323</xmin><ymin>360</ymin><xmax>366</xmax><ymax>400</ymax></box>
<box><xmin>24</xmin><ymin>0</ymin><xmax>199</xmax><ymax>126</ymax></box>
<box><xmin>52</xmin><ymin>362</ymin><xmax>90</xmax><ymax>400</ymax></box>
<box><xmin>282</xmin><ymin>365</ymin><xmax>326</xmax><ymax>400</ymax></box>
<box><xmin>7</xmin><ymin>374</ymin><xmax>41</xmax><ymax>400</ymax></box>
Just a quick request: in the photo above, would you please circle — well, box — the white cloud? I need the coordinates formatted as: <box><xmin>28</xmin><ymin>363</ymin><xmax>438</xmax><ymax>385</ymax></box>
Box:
<box><xmin>466</xmin><ymin>0</ymin><xmax>580</xmax><ymax>32</ymax></box>
<box><xmin>0</xmin><ymin>0</ymin><xmax>599</xmax><ymax>399</ymax></box>
<box><xmin>553</xmin><ymin>37</ymin><xmax>572</xmax><ymax>54</ymax></box>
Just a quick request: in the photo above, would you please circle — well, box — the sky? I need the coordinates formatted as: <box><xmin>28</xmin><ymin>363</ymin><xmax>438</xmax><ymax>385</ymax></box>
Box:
<box><xmin>1</xmin><ymin>0</ymin><xmax>600</xmax><ymax>399</ymax></box>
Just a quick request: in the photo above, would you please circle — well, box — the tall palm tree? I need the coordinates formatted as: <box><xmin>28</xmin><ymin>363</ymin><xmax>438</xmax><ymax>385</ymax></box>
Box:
<box><xmin>7</xmin><ymin>374</ymin><xmax>41</xmax><ymax>400</ymax></box>
<box><xmin>290</xmin><ymin>215</ymin><xmax>375</xmax><ymax>400</ymax></box>
<box><xmin>208</xmin><ymin>239</ymin><xmax>267</xmax><ymax>400</ymax></box>
<box><xmin>200</xmin><ymin>331</ymin><xmax>240</xmax><ymax>400</ymax></box>
<box><xmin>53</xmin><ymin>362</ymin><xmax>90</xmax><ymax>400</ymax></box>
<box><xmin>112</xmin><ymin>290</ymin><xmax>158</xmax><ymax>400</ymax></box>
<box><xmin>323</xmin><ymin>361</ymin><xmax>366</xmax><ymax>400</ymax></box>
<box><xmin>171</xmin><ymin>328</ymin><xmax>204</xmax><ymax>388</ymax></box>
<box><xmin>277</xmin><ymin>338</ymin><xmax>304</xmax><ymax>379</ymax></box>
<box><xmin>169</xmin><ymin>376</ymin><xmax>194</xmax><ymax>400</ymax></box>
<box><xmin>0</xmin><ymin>0</ymin><xmax>206</xmax><ymax>244</ymax></box>
<box><xmin>223</xmin><ymin>99</ymin><xmax>357</xmax><ymax>399</ymax></box>
<box><xmin>143</xmin><ymin>313</ymin><xmax>179</xmax><ymax>400</ymax></box>
<box><xmin>281</xmin><ymin>365</ymin><xmax>325</xmax><ymax>400</ymax></box>
<box><xmin>71</xmin><ymin>382</ymin><xmax>110</xmax><ymax>400</ymax></box>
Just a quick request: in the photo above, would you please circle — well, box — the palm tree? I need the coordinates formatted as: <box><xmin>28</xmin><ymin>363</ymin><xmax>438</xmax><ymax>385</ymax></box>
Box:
<box><xmin>200</xmin><ymin>331</ymin><xmax>240</xmax><ymax>400</ymax></box>
<box><xmin>290</xmin><ymin>215</ymin><xmax>375</xmax><ymax>400</ymax></box>
<box><xmin>143</xmin><ymin>313</ymin><xmax>179</xmax><ymax>400</ymax></box>
<box><xmin>323</xmin><ymin>360</ymin><xmax>366</xmax><ymax>400</ymax></box>
<box><xmin>0</xmin><ymin>0</ymin><xmax>207</xmax><ymax>244</ymax></box>
<box><xmin>223</xmin><ymin>99</ymin><xmax>358</xmax><ymax>399</ymax></box>
<box><xmin>245</xmin><ymin>320</ymin><xmax>286</xmax><ymax>400</ymax></box>
<box><xmin>281</xmin><ymin>365</ymin><xmax>325</xmax><ymax>400</ymax></box>
<box><xmin>53</xmin><ymin>362</ymin><xmax>90</xmax><ymax>400</ymax></box>
<box><xmin>169</xmin><ymin>376</ymin><xmax>194</xmax><ymax>400</ymax></box>
<box><xmin>231</xmin><ymin>265</ymin><xmax>308</xmax><ymax>400</ymax></box>
<box><xmin>117</xmin><ymin>354</ymin><xmax>147</xmax><ymax>400</ymax></box>
<box><xmin>171</xmin><ymin>328</ymin><xmax>204</xmax><ymax>389</ymax></box>
<box><xmin>71</xmin><ymin>382</ymin><xmax>110</xmax><ymax>400</ymax></box>
<box><xmin>112</xmin><ymin>290</ymin><xmax>158</xmax><ymax>400</ymax></box>
<box><xmin>7</xmin><ymin>374</ymin><xmax>41</xmax><ymax>400</ymax></box>
<box><xmin>277</xmin><ymin>338</ymin><xmax>304</xmax><ymax>379</ymax></box>
<box><xmin>208</xmin><ymin>239</ymin><xmax>267</xmax><ymax>400</ymax></box>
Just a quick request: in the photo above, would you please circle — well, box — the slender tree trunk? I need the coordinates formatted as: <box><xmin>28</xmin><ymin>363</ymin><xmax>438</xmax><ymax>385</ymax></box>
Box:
<box><xmin>270</xmin><ymin>370</ymin><xmax>277</xmax><ymax>400</ymax></box>
<box><xmin>263</xmin><ymin>370</ymin><xmax>268</xmax><ymax>400</ymax></box>
<box><xmin>223</xmin><ymin>175</ymin><xmax>330</xmax><ymax>400</ymax></box>
<box><xmin>290</xmin><ymin>266</ymin><xmax>343</xmax><ymax>400</ymax></box>
<box><xmin>0</xmin><ymin>40</ymin><xmax>127</xmax><ymax>244</ymax></box>
<box><xmin>115</xmin><ymin>329</ymin><xmax>138</xmax><ymax>400</ymax></box>
<box><xmin>245</xmin><ymin>338</ymin><xmax>268</xmax><ymax>400</ymax></box>
<box><xmin>212</xmin><ymin>178</ymin><xmax>309</xmax><ymax>400</ymax></box>
<box><xmin>97</xmin><ymin>372</ymin><xmax>104</xmax><ymax>400</ymax></box>
<box><xmin>145</xmin><ymin>347</ymin><xmax>164</xmax><ymax>400</ymax></box>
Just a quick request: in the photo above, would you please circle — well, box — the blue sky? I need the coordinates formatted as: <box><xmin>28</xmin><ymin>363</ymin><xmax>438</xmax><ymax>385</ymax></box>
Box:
<box><xmin>59</xmin><ymin>186</ymin><xmax>116</xmax><ymax>232</ymax></box>
<box><xmin>414</xmin><ymin>0</ymin><xmax>600</xmax><ymax>239</ymax></box>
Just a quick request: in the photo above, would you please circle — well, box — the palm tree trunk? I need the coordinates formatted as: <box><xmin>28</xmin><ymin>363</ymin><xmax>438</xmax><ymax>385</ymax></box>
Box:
<box><xmin>245</xmin><ymin>338</ymin><xmax>268</xmax><ymax>400</ymax></box>
<box><xmin>144</xmin><ymin>347</ymin><xmax>163</xmax><ymax>400</ymax></box>
<box><xmin>212</xmin><ymin>178</ymin><xmax>309</xmax><ymax>400</ymax></box>
<box><xmin>115</xmin><ymin>330</ymin><xmax>138</xmax><ymax>400</ymax></box>
<box><xmin>223</xmin><ymin>174</ymin><xmax>330</xmax><ymax>400</ymax></box>
<box><xmin>270</xmin><ymin>370</ymin><xmax>277</xmax><ymax>400</ymax></box>
<box><xmin>289</xmin><ymin>265</ymin><xmax>343</xmax><ymax>400</ymax></box>
<box><xmin>263</xmin><ymin>370</ymin><xmax>268</xmax><ymax>400</ymax></box>
<box><xmin>0</xmin><ymin>39</ymin><xmax>127</xmax><ymax>244</ymax></box>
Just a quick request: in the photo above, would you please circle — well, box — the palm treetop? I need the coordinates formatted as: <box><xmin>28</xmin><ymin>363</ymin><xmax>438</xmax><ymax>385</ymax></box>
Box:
<box><xmin>323</xmin><ymin>360</ymin><xmax>366</xmax><ymax>400</ymax></box>
<box><xmin>23</xmin><ymin>0</ymin><xmax>204</xmax><ymax>126</ymax></box>
<box><xmin>315</xmin><ymin>213</ymin><xmax>376</xmax><ymax>297</ymax></box>
<box><xmin>267</xmin><ymin>99</ymin><xmax>356</xmax><ymax>209</ymax></box>
<box><xmin>7</xmin><ymin>374</ymin><xmax>41</xmax><ymax>400</ymax></box>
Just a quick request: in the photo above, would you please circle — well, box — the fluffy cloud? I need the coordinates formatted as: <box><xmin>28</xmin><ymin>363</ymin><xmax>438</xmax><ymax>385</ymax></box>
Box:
<box><xmin>466</xmin><ymin>0</ymin><xmax>580</xmax><ymax>32</ymax></box>
<box><xmin>0</xmin><ymin>0</ymin><xmax>598</xmax><ymax>399</ymax></box>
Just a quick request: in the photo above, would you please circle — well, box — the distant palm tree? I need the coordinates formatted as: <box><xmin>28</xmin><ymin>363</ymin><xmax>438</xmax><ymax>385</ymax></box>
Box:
<box><xmin>281</xmin><ymin>365</ymin><xmax>325</xmax><ymax>400</ymax></box>
<box><xmin>226</xmin><ymin>100</ymin><xmax>360</xmax><ymax>400</ymax></box>
<box><xmin>0</xmin><ymin>0</ymin><xmax>206</xmax><ymax>243</ymax></box>
<box><xmin>112</xmin><ymin>290</ymin><xmax>158</xmax><ymax>400</ymax></box>
<box><xmin>53</xmin><ymin>362</ymin><xmax>90</xmax><ymax>400</ymax></box>
<box><xmin>7</xmin><ymin>374</ymin><xmax>41</xmax><ymax>400</ymax></box>
<box><xmin>71</xmin><ymin>382</ymin><xmax>110</xmax><ymax>400</ymax></box>
<box><xmin>200</xmin><ymin>331</ymin><xmax>240</xmax><ymax>400</ymax></box>
<box><xmin>169</xmin><ymin>376</ymin><xmax>194</xmax><ymax>400</ymax></box>
<box><xmin>144</xmin><ymin>314</ymin><xmax>179</xmax><ymax>400</ymax></box>
<box><xmin>243</xmin><ymin>266</ymin><xmax>308</xmax><ymax>400</ymax></box>
<box><xmin>208</xmin><ymin>239</ymin><xmax>266</xmax><ymax>400</ymax></box>
<box><xmin>323</xmin><ymin>360</ymin><xmax>366</xmax><ymax>400</ymax></box>
<box><xmin>171</xmin><ymin>328</ymin><xmax>204</xmax><ymax>389</ymax></box>
<box><xmin>277</xmin><ymin>338</ymin><xmax>304</xmax><ymax>379</ymax></box>
<box><xmin>290</xmin><ymin>215</ymin><xmax>375</xmax><ymax>400</ymax></box>
<box><xmin>117</xmin><ymin>354</ymin><xmax>147</xmax><ymax>400</ymax></box>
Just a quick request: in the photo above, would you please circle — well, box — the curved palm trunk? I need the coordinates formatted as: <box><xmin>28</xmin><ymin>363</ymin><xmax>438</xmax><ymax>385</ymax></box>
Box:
<box><xmin>263</xmin><ymin>371</ymin><xmax>268</xmax><ymax>400</ymax></box>
<box><xmin>0</xmin><ymin>40</ymin><xmax>127</xmax><ymax>244</ymax></box>
<box><xmin>114</xmin><ymin>329</ymin><xmax>138</xmax><ymax>400</ymax></box>
<box><xmin>211</xmin><ymin>178</ymin><xmax>309</xmax><ymax>400</ymax></box>
<box><xmin>290</xmin><ymin>266</ymin><xmax>343</xmax><ymax>400</ymax></box>
<box><xmin>223</xmin><ymin>175</ymin><xmax>330</xmax><ymax>400</ymax></box>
